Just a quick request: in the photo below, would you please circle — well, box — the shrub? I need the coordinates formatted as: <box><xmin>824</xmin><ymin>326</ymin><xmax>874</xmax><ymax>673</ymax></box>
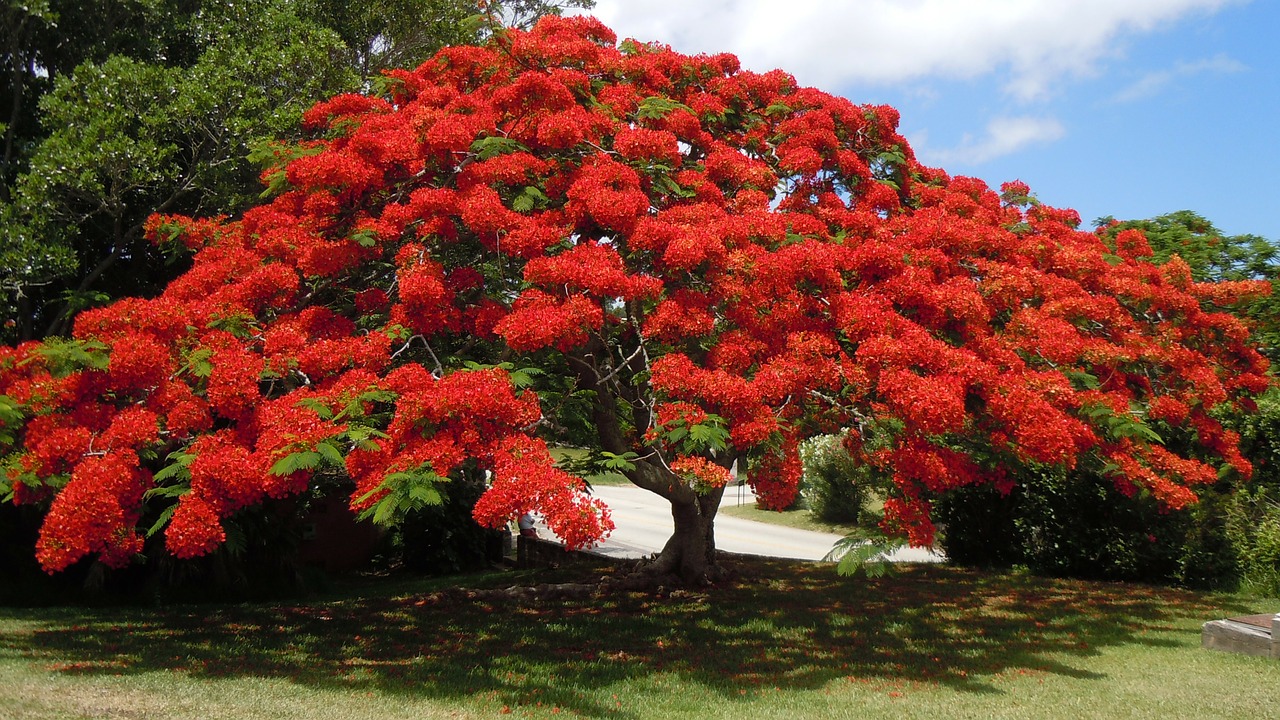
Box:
<box><xmin>799</xmin><ymin>435</ymin><xmax>865</xmax><ymax>523</ymax></box>
<box><xmin>931</xmin><ymin>484</ymin><xmax>1021</xmax><ymax>568</ymax></box>
<box><xmin>937</xmin><ymin>467</ymin><xmax>1235</xmax><ymax>587</ymax></box>
<box><xmin>1226</xmin><ymin>487</ymin><xmax>1280</xmax><ymax>597</ymax></box>
<box><xmin>383</xmin><ymin>476</ymin><xmax>506</xmax><ymax>576</ymax></box>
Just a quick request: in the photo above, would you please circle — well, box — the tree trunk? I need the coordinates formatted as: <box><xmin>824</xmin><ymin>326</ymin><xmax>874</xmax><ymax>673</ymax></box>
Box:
<box><xmin>648</xmin><ymin>485</ymin><xmax>726</xmax><ymax>584</ymax></box>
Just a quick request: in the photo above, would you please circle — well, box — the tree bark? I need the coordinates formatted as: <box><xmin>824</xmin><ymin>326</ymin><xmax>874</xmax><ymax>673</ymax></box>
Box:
<box><xmin>564</xmin><ymin>343</ymin><xmax>732</xmax><ymax>584</ymax></box>
<box><xmin>646</xmin><ymin>484</ymin><xmax>726</xmax><ymax>583</ymax></box>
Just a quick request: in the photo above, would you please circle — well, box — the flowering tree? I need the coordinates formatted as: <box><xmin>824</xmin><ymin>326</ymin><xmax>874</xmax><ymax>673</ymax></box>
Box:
<box><xmin>0</xmin><ymin>16</ymin><xmax>1270</xmax><ymax>583</ymax></box>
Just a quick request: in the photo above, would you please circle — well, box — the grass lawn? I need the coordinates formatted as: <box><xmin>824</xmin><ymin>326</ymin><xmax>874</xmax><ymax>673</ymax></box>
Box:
<box><xmin>2</xmin><ymin>559</ymin><xmax>1277</xmax><ymax>719</ymax></box>
<box><xmin>718</xmin><ymin>500</ymin><xmax>861</xmax><ymax>536</ymax></box>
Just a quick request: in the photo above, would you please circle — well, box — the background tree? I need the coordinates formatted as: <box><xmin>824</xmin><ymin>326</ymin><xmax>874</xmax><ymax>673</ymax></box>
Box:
<box><xmin>1096</xmin><ymin>210</ymin><xmax>1277</xmax><ymax>282</ymax></box>
<box><xmin>1098</xmin><ymin>211</ymin><xmax>1280</xmax><ymax>589</ymax></box>
<box><xmin>302</xmin><ymin>0</ymin><xmax>593</xmax><ymax>81</ymax></box>
<box><xmin>1</xmin><ymin>0</ymin><xmax>592</xmax><ymax>343</ymax></box>
<box><xmin>1096</xmin><ymin>210</ymin><xmax>1280</xmax><ymax>356</ymax></box>
<box><xmin>0</xmin><ymin>17</ymin><xmax>1268</xmax><ymax>585</ymax></box>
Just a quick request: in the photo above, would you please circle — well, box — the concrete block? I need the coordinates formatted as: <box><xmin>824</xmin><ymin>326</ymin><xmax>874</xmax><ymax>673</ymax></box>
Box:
<box><xmin>1273</xmin><ymin>614</ymin><xmax>1280</xmax><ymax>659</ymax></box>
<box><xmin>1202</xmin><ymin>619</ymin><xmax>1273</xmax><ymax>658</ymax></box>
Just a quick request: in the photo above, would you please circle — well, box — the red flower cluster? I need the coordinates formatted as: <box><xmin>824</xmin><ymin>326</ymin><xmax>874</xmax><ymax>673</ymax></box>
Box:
<box><xmin>749</xmin><ymin>434</ymin><xmax>803</xmax><ymax>511</ymax></box>
<box><xmin>670</xmin><ymin>455</ymin><xmax>733</xmax><ymax>493</ymax></box>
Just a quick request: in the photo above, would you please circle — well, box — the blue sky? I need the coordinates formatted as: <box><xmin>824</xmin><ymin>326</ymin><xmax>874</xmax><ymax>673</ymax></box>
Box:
<box><xmin>575</xmin><ymin>1</ymin><xmax>1278</xmax><ymax>238</ymax></box>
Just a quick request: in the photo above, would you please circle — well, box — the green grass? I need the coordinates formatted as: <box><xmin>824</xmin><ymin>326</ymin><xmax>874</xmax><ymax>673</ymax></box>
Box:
<box><xmin>718</xmin><ymin>500</ymin><xmax>861</xmax><ymax>536</ymax></box>
<box><xmin>2</xmin><ymin>559</ymin><xmax>1277</xmax><ymax>719</ymax></box>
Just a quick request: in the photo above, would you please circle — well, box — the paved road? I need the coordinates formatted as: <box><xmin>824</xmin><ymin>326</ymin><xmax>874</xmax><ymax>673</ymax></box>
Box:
<box><xmin>538</xmin><ymin>483</ymin><xmax>943</xmax><ymax>564</ymax></box>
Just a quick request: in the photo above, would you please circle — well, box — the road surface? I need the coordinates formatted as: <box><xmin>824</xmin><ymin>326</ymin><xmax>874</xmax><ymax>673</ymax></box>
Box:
<box><xmin>536</xmin><ymin>483</ymin><xmax>943</xmax><ymax>564</ymax></box>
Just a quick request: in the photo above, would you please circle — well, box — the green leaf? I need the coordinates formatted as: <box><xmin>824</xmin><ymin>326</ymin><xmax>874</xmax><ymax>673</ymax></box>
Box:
<box><xmin>369</xmin><ymin>73</ymin><xmax>405</xmax><ymax>100</ymax></box>
<box><xmin>176</xmin><ymin>348</ymin><xmax>215</xmax><ymax>379</ymax></box>
<box><xmin>355</xmin><ymin>388</ymin><xmax>398</xmax><ymax>405</ymax></box>
<box><xmin>512</xmin><ymin>192</ymin><xmax>535</xmax><ymax>213</ymax></box>
<box><xmin>636</xmin><ymin>96</ymin><xmax>693</xmax><ymax>121</ymax></box>
<box><xmin>507</xmin><ymin>365</ymin><xmax>543</xmax><ymax>389</ymax></box>
<box><xmin>600</xmin><ymin>451</ymin><xmax>639</xmax><ymax>472</ymax></box>
<box><xmin>511</xmin><ymin>185</ymin><xmax>547</xmax><ymax>213</ymax></box>
<box><xmin>383</xmin><ymin>324</ymin><xmax>411</xmax><ymax>341</ymax></box>
<box><xmin>1063</xmin><ymin>368</ymin><xmax>1101</xmax><ymax>390</ymax></box>
<box><xmin>154</xmin><ymin>448</ymin><xmax>194</xmax><ymax>476</ymax></box>
<box><xmin>371</xmin><ymin>497</ymin><xmax>399</xmax><ymax>525</ymax></box>
<box><xmin>1084</xmin><ymin>402</ymin><xmax>1162</xmax><ymax>444</ymax></box>
<box><xmin>407</xmin><ymin>482</ymin><xmax>442</xmax><ymax>505</ymax></box>
<box><xmin>269</xmin><ymin>451</ymin><xmax>323</xmax><ymax>476</ymax></box>
<box><xmin>826</xmin><ymin>535</ymin><xmax>907</xmax><ymax>577</ymax></box>
<box><xmin>144</xmin><ymin>484</ymin><xmax>190</xmax><ymax>500</ymax></box>
<box><xmin>470</xmin><ymin>136</ymin><xmax>527</xmax><ymax>160</ymax></box>
<box><xmin>345</xmin><ymin>425</ymin><xmax>390</xmax><ymax>452</ymax></box>
<box><xmin>355</xmin><ymin>465</ymin><xmax>446</xmax><ymax>526</ymax></box>
<box><xmin>295</xmin><ymin>397</ymin><xmax>334</xmax><ymax>420</ymax></box>
<box><xmin>350</xmin><ymin>228</ymin><xmax>378</xmax><ymax>247</ymax></box>
<box><xmin>316</xmin><ymin>440</ymin><xmax>345</xmax><ymax>467</ymax></box>
<box><xmin>1082</xmin><ymin>403</ymin><xmax>1114</xmax><ymax>420</ymax></box>
<box><xmin>223</xmin><ymin>520</ymin><xmax>247</xmax><ymax>556</ymax></box>
<box><xmin>207</xmin><ymin>313</ymin><xmax>257</xmax><ymax>339</ymax></box>
<box><xmin>687</xmin><ymin>423</ymin><xmax>729</xmax><ymax>452</ymax></box>
<box><xmin>145</xmin><ymin>505</ymin><xmax>177</xmax><ymax>539</ymax></box>
<box><xmin>657</xmin><ymin>175</ymin><xmax>696</xmax><ymax>198</ymax></box>
<box><xmin>876</xmin><ymin>148</ymin><xmax>907</xmax><ymax>166</ymax></box>
<box><xmin>28</xmin><ymin>338</ymin><xmax>110</xmax><ymax>376</ymax></box>
<box><xmin>0</xmin><ymin>395</ymin><xmax>25</xmax><ymax>446</ymax></box>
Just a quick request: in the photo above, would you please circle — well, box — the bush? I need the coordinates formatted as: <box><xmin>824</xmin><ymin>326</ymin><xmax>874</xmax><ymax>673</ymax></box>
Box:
<box><xmin>382</xmin><ymin>475</ymin><xmax>506</xmax><ymax>576</ymax></box>
<box><xmin>1227</xmin><ymin>388</ymin><xmax>1280</xmax><ymax>596</ymax></box>
<box><xmin>1226</xmin><ymin>487</ymin><xmax>1280</xmax><ymax>597</ymax></box>
<box><xmin>799</xmin><ymin>435</ymin><xmax>869</xmax><ymax>524</ymax></box>
<box><xmin>931</xmin><ymin>484</ymin><xmax>1022</xmax><ymax>568</ymax></box>
<box><xmin>1</xmin><ymin>497</ymin><xmax>323</xmax><ymax>606</ymax></box>
<box><xmin>937</xmin><ymin>467</ymin><xmax>1235</xmax><ymax>587</ymax></box>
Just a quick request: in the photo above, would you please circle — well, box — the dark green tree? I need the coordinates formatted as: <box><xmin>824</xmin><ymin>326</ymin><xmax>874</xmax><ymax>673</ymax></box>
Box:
<box><xmin>2</xmin><ymin>3</ymin><xmax>354</xmax><ymax>339</ymax></box>
<box><xmin>2</xmin><ymin>0</ymin><xmax>593</xmax><ymax>342</ymax></box>
<box><xmin>1097</xmin><ymin>210</ymin><xmax>1277</xmax><ymax>282</ymax></box>
<box><xmin>1097</xmin><ymin>210</ymin><xmax>1280</xmax><ymax>356</ymax></box>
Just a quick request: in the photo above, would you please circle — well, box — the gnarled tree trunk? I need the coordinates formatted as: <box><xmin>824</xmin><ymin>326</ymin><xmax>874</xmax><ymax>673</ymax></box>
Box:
<box><xmin>648</xmin><ymin>485</ymin><xmax>725</xmax><ymax>583</ymax></box>
<box><xmin>566</xmin><ymin>343</ymin><xmax>736</xmax><ymax>584</ymax></box>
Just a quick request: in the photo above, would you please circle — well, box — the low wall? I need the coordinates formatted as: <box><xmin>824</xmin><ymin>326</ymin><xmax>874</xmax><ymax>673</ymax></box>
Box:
<box><xmin>516</xmin><ymin>536</ymin><xmax>618</xmax><ymax>569</ymax></box>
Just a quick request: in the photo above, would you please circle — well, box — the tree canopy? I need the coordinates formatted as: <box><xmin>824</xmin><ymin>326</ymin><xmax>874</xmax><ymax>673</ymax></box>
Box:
<box><xmin>0</xmin><ymin>16</ymin><xmax>1270</xmax><ymax>583</ymax></box>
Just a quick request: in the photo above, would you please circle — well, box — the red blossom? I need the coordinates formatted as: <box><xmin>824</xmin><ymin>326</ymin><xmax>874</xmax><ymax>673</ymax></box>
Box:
<box><xmin>670</xmin><ymin>455</ymin><xmax>733</xmax><ymax>492</ymax></box>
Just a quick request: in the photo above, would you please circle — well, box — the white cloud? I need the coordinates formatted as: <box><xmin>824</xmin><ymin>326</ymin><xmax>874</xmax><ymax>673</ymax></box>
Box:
<box><xmin>577</xmin><ymin>0</ymin><xmax>1245</xmax><ymax>101</ymax></box>
<box><xmin>915</xmin><ymin>116</ymin><xmax>1066</xmax><ymax>165</ymax></box>
<box><xmin>1112</xmin><ymin>53</ymin><xmax>1248</xmax><ymax>102</ymax></box>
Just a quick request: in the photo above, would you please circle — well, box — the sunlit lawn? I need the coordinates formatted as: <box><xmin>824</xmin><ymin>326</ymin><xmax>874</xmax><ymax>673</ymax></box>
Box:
<box><xmin>2</xmin><ymin>559</ymin><xmax>1277</xmax><ymax>719</ymax></box>
<box><xmin>718</xmin><ymin>500</ymin><xmax>860</xmax><ymax>536</ymax></box>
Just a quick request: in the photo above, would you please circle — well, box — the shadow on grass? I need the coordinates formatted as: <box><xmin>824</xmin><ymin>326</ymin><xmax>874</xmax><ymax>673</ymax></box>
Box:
<box><xmin>0</xmin><ymin>559</ymin><xmax>1259</xmax><ymax>718</ymax></box>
